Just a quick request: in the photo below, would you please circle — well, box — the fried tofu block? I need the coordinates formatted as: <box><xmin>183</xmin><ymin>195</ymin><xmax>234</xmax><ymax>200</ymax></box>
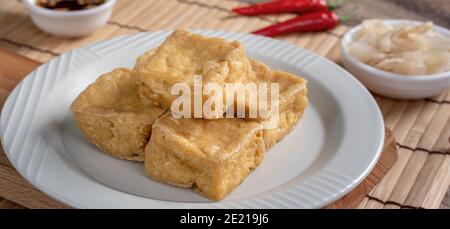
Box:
<box><xmin>145</xmin><ymin>113</ymin><xmax>265</xmax><ymax>200</ymax></box>
<box><xmin>71</xmin><ymin>68</ymin><xmax>166</xmax><ymax>161</ymax></box>
<box><xmin>135</xmin><ymin>29</ymin><xmax>255</xmax><ymax>118</ymax></box>
<box><xmin>249</xmin><ymin>59</ymin><xmax>308</xmax><ymax>149</ymax></box>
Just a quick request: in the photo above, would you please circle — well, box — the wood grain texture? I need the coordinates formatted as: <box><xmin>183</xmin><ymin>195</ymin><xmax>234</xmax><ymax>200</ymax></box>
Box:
<box><xmin>0</xmin><ymin>48</ymin><xmax>40</xmax><ymax>91</ymax></box>
<box><xmin>0</xmin><ymin>0</ymin><xmax>449</xmax><ymax>209</ymax></box>
<box><xmin>0</xmin><ymin>165</ymin><xmax>67</xmax><ymax>209</ymax></box>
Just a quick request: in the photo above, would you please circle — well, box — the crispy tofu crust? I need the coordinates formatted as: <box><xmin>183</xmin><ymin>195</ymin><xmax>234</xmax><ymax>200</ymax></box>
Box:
<box><xmin>71</xmin><ymin>68</ymin><xmax>167</xmax><ymax>161</ymax></box>
<box><xmin>70</xmin><ymin>30</ymin><xmax>309</xmax><ymax>201</ymax></box>
<box><xmin>249</xmin><ymin>59</ymin><xmax>308</xmax><ymax>149</ymax></box>
<box><xmin>145</xmin><ymin>113</ymin><xmax>265</xmax><ymax>200</ymax></box>
<box><xmin>135</xmin><ymin>29</ymin><xmax>255</xmax><ymax>118</ymax></box>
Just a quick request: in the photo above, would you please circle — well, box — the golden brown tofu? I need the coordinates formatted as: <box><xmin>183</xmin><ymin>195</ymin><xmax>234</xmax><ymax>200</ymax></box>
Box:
<box><xmin>249</xmin><ymin>59</ymin><xmax>308</xmax><ymax>149</ymax></box>
<box><xmin>144</xmin><ymin>113</ymin><xmax>265</xmax><ymax>200</ymax></box>
<box><xmin>71</xmin><ymin>68</ymin><xmax>167</xmax><ymax>161</ymax></box>
<box><xmin>135</xmin><ymin>29</ymin><xmax>255</xmax><ymax>118</ymax></box>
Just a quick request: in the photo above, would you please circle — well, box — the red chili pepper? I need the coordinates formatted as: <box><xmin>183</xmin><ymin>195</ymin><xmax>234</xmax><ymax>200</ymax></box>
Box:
<box><xmin>232</xmin><ymin>0</ymin><xmax>344</xmax><ymax>16</ymax></box>
<box><xmin>252</xmin><ymin>10</ymin><xmax>350</xmax><ymax>37</ymax></box>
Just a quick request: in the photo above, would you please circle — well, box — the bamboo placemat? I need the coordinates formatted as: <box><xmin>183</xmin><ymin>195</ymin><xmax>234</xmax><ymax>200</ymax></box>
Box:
<box><xmin>0</xmin><ymin>0</ymin><xmax>449</xmax><ymax>209</ymax></box>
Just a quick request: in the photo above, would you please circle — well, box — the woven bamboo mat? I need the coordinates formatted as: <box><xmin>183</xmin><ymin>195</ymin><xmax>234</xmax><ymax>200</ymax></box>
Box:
<box><xmin>0</xmin><ymin>0</ymin><xmax>449</xmax><ymax>209</ymax></box>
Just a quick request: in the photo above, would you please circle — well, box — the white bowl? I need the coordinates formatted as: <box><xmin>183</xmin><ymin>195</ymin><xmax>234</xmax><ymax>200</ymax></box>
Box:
<box><xmin>340</xmin><ymin>19</ymin><xmax>450</xmax><ymax>99</ymax></box>
<box><xmin>24</xmin><ymin>0</ymin><xmax>116</xmax><ymax>37</ymax></box>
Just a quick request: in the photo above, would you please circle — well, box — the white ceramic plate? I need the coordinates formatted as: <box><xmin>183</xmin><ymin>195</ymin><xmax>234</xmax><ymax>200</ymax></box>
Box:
<box><xmin>0</xmin><ymin>30</ymin><xmax>384</xmax><ymax>208</ymax></box>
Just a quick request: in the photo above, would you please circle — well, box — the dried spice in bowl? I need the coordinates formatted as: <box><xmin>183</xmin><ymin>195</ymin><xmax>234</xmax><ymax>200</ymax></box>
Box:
<box><xmin>37</xmin><ymin>0</ymin><xmax>106</xmax><ymax>11</ymax></box>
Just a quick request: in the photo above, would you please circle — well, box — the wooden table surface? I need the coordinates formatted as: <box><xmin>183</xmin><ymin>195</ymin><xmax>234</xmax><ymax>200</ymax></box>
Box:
<box><xmin>0</xmin><ymin>0</ymin><xmax>449</xmax><ymax>209</ymax></box>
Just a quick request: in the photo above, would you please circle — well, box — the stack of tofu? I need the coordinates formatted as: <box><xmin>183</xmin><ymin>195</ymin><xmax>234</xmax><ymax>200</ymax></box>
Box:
<box><xmin>71</xmin><ymin>29</ymin><xmax>308</xmax><ymax>200</ymax></box>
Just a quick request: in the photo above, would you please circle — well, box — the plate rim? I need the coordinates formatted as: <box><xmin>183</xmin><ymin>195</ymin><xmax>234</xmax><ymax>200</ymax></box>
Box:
<box><xmin>0</xmin><ymin>30</ymin><xmax>385</xmax><ymax>208</ymax></box>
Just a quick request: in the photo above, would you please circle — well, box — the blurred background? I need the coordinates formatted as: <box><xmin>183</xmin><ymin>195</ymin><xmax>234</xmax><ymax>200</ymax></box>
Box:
<box><xmin>244</xmin><ymin>0</ymin><xmax>450</xmax><ymax>27</ymax></box>
<box><xmin>335</xmin><ymin>0</ymin><xmax>450</xmax><ymax>27</ymax></box>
